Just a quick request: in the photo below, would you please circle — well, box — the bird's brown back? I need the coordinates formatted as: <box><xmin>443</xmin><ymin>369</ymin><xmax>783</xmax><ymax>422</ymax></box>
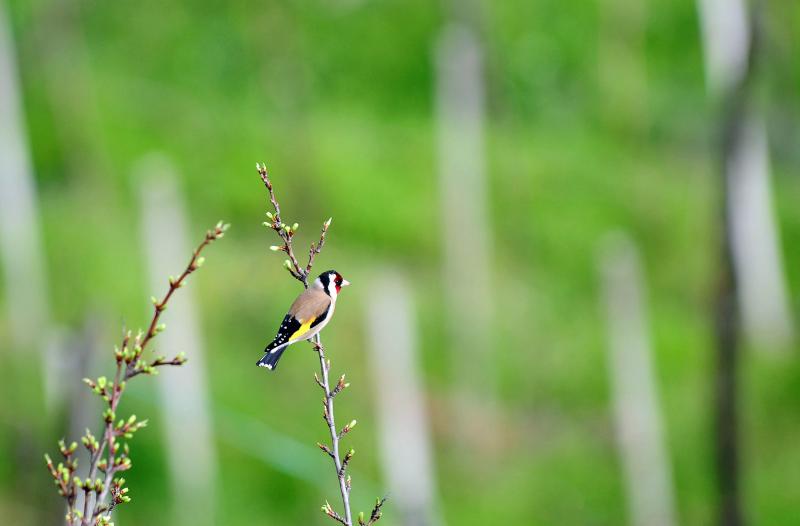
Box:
<box><xmin>288</xmin><ymin>288</ymin><xmax>331</xmax><ymax>323</ymax></box>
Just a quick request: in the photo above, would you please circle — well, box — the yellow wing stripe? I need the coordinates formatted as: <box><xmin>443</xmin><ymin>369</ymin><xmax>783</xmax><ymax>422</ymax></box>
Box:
<box><xmin>289</xmin><ymin>318</ymin><xmax>315</xmax><ymax>341</ymax></box>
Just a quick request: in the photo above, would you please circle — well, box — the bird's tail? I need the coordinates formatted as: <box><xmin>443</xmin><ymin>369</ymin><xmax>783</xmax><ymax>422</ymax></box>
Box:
<box><xmin>256</xmin><ymin>341</ymin><xmax>288</xmax><ymax>371</ymax></box>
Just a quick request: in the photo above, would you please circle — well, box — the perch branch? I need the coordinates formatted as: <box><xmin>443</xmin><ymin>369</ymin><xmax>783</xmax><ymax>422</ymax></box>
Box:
<box><xmin>257</xmin><ymin>163</ymin><xmax>383</xmax><ymax>526</ymax></box>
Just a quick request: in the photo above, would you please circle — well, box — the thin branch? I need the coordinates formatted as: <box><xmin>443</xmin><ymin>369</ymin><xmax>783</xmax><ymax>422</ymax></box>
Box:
<box><xmin>257</xmin><ymin>163</ymin><xmax>385</xmax><ymax>526</ymax></box>
<box><xmin>331</xmin><ymin>375</ymin><xmax>348</xmax><ymax>399</ymax></box>
<box><xmin>313</xmin><ymin>339</ymin><xmax>354</xmax><ymax>526</ymax></box>
<box><xmin>257</xmin><ymin>163</ymin><xmax>307</xmax><ymax>285</ymax></box>
<box><xmin>45</xmin><ymin>222</ymin><xmax>227</xmax><ymax>526</ymax></box>
<box><xmin>306</xmin><ymin>218</ymin><xmax>332</xmax><ymax>277</ymax></box>
<box><xmin>363</xmin><ymin>497</ymin><xmax>388</xmax><ymax>526</ymax></box>
<box><xmin>322</xmin><ymin>501</ymin><xmax>349</xmax><ymax>525</ymax></box>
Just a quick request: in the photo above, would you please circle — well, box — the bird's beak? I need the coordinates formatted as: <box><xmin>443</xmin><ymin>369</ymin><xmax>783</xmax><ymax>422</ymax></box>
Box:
<box><xmin>341</xmin><ymin>279</ymin><xmax>351</xmax><ymax>287</ymax></box>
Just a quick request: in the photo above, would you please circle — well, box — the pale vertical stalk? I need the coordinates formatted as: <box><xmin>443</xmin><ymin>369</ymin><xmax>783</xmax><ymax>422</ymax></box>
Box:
<box><xmin>316</xmin><ymin>336</ymin><xmax>353</xmax><ymax>526</ymax></box>
<box><xmin>0</xmin><ymin>2</ymin><xmax>51</xmax><ymax>370</ymax></box>
<box><xmin>724</xmin><ymin>114</ymin><xmax>793</xmax><ymax>349</ymax></box>
<box><xmin>599</xmin><ymin>233</ymin><xmax>677</xmax><ymax>526</ymax></box>
<box><xmin>697</xmin><ymin>0</ymin><xmax>794</xmax><ymax>350</ymax></box>
<box><xmin>696</xmin><ymin>0</ymin><xmax>750</xmax><ymax>94</ymax></box>
<box><xmin>137</xmin><ymin>155</ymin><xmax>216</xmax><ymax>526</ymax></box>
<box><xmin>365</xmin><ymin>269</ymin><xmax>442</xmax><ymax>526</ymax></box>
<box><xmin>697</xmin><ymin>1</ymin><xmax>781</xmax><ymax>522</ymax></box>
<box><xmin>434</xmin><ymin>23</ymin><xmax>495</xmax><ymax>416</ymax></box>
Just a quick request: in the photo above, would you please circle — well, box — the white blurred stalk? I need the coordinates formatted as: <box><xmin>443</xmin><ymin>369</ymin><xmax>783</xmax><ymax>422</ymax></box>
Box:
<box><xmin>435</xmin><ymin>24</ymin><xmax>495</xmax><ymax>408</ymax></box>
<box><xmin>137</xmin><ymin>155</ymin><xmax>216</xmax><ymax>526</ymax></box>
<box><xmin>365</xmin><ymin>269</ymin><xmax>443</xmax><ymax>526</ymax></box>
<box><xmin>0</xmin><ymin>3</ymin><xmax>65</xmax><ymax>414</ymax></box>
<box><xmin>0</xmin><ymin>3</ymin><xmax>51</xmax><ymax>353</ymax></box>
<box><xmin>697</xmin><ymin>0</ymin><xmax>794</xmax><ymax>350</ymax></box>
<box><xmin>598</xmin><ymin>233</ymin><xmax>677</xmax><ymax>526</ymax></box>
<box><xmin>697</xmin><ymin>0</ymin><xmax>749</xmax><ymax>95</ymax></box>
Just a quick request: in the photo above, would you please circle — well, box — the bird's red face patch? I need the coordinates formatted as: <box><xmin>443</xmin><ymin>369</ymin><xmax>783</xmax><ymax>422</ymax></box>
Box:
<box><xmin>332</xmin><ymin>272</ymin><xmax>350</xmax><ymax>292</ymax></box>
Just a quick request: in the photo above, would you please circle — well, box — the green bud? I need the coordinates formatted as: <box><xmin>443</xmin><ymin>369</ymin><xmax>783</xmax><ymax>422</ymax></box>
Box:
<box><xmin>266</xmin><ymin>211</ymin><xmax>274</xmax><ymax>220</ymax></box>
<box><xmin>283</xmin><ymin>260</ymin><xmax>292</xmax><ymax>270</ymax></box>
<box><xmin>196</xmin><ymin>257</ymin><xmax>205</xmax><ymax>267</ymax></box>
<box><xmin>269</xmin><ymin>245</ymin><xmax>281</xmax><ymax>252</ymax></box>
<box><xmin>292</xmin><ymin>223</ymin><xmax>299</xmax><ymax>231</ymax></box>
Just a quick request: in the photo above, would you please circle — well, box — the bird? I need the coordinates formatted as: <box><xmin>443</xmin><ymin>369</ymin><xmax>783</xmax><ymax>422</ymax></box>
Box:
<box><xmin>257</xmin><ymin>270</ymin><xmax>350</xmax><ymax>370</ymax></box>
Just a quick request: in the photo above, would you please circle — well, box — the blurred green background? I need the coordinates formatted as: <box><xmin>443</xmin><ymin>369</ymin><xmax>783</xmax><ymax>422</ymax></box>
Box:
<box><xmin>1</xmin><ymin>0</ymin><xmax>799</xmax><ymax>524</ymax></box>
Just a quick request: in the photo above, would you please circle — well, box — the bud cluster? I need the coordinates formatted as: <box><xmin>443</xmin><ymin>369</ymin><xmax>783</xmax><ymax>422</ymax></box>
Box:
<box><xmin>44</xmin><ymin>223</ymin><xmax>226</xmax><ymax>526</ymax></box>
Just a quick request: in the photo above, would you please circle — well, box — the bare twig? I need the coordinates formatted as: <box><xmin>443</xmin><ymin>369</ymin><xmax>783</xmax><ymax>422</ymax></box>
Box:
<box><xmin>45</xmin><ymin>222</ymin><xmax>227</xmax><ymax>525</ymax></box>
<box><xmin>306</xmin><ymin>219</ymin><xmax>331</xmax><ymax>277</ymax></box>
<box><xmin>257</xmin><ymin>163</ymin><xmax>384</xmax><ymax>526</ymax></box>
<box><xmin>358</xmin><ymin>497</ymin><xmax>388</xmax><ymax>526</ymax></box>
<box><xmin>314</xmin><ymin>339</ymin><xmax>354</xmax><ymax>525</ymax></box>
<box><xmin>257</xmin><ymin>163</ymin><xmax>306</xmax><ymax>284</ymax></box>
<box><xmin>322</xmin><ymin>501</ymin><xmax>349</xmax><ymax>525</ymax></box>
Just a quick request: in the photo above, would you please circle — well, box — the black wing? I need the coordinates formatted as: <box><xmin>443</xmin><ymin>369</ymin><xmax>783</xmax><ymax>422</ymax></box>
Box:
<box><xmin>265</xmin><ymin>314</ymin><xmax>302</xmax><ymax>352</ymax></box>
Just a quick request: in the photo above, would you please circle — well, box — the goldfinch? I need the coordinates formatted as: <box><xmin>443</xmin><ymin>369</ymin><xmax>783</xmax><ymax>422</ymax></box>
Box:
<box><xmin>257</xmin><ymin>270</ymin><xmax>350</xmax><ymax>370</ymax></box>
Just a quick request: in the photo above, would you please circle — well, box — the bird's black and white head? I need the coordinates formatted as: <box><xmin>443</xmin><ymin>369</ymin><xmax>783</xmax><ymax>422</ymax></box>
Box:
<box><xmin>314</xmin><ymin>270</ymin><xmax>350</xmax><ymax>300</ymax></box>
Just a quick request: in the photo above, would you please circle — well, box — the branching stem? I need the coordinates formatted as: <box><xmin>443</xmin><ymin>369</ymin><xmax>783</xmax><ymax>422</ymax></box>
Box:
<box><xmin>257</xmin><ymin>163</ymin><xmax>378</xmax><ymax>526</ymax></box>
<box><xmin>45</xmin><ymin>223</ymin><xmax>227</xmax><ymax>526</ymax></box>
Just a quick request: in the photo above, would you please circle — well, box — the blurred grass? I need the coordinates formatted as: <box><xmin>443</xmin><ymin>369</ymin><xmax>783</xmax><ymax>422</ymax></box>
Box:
<box><xmin>1</xmin><ymin>0</ymin><xmax>799</xmax><ymax>524</ymax></box>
